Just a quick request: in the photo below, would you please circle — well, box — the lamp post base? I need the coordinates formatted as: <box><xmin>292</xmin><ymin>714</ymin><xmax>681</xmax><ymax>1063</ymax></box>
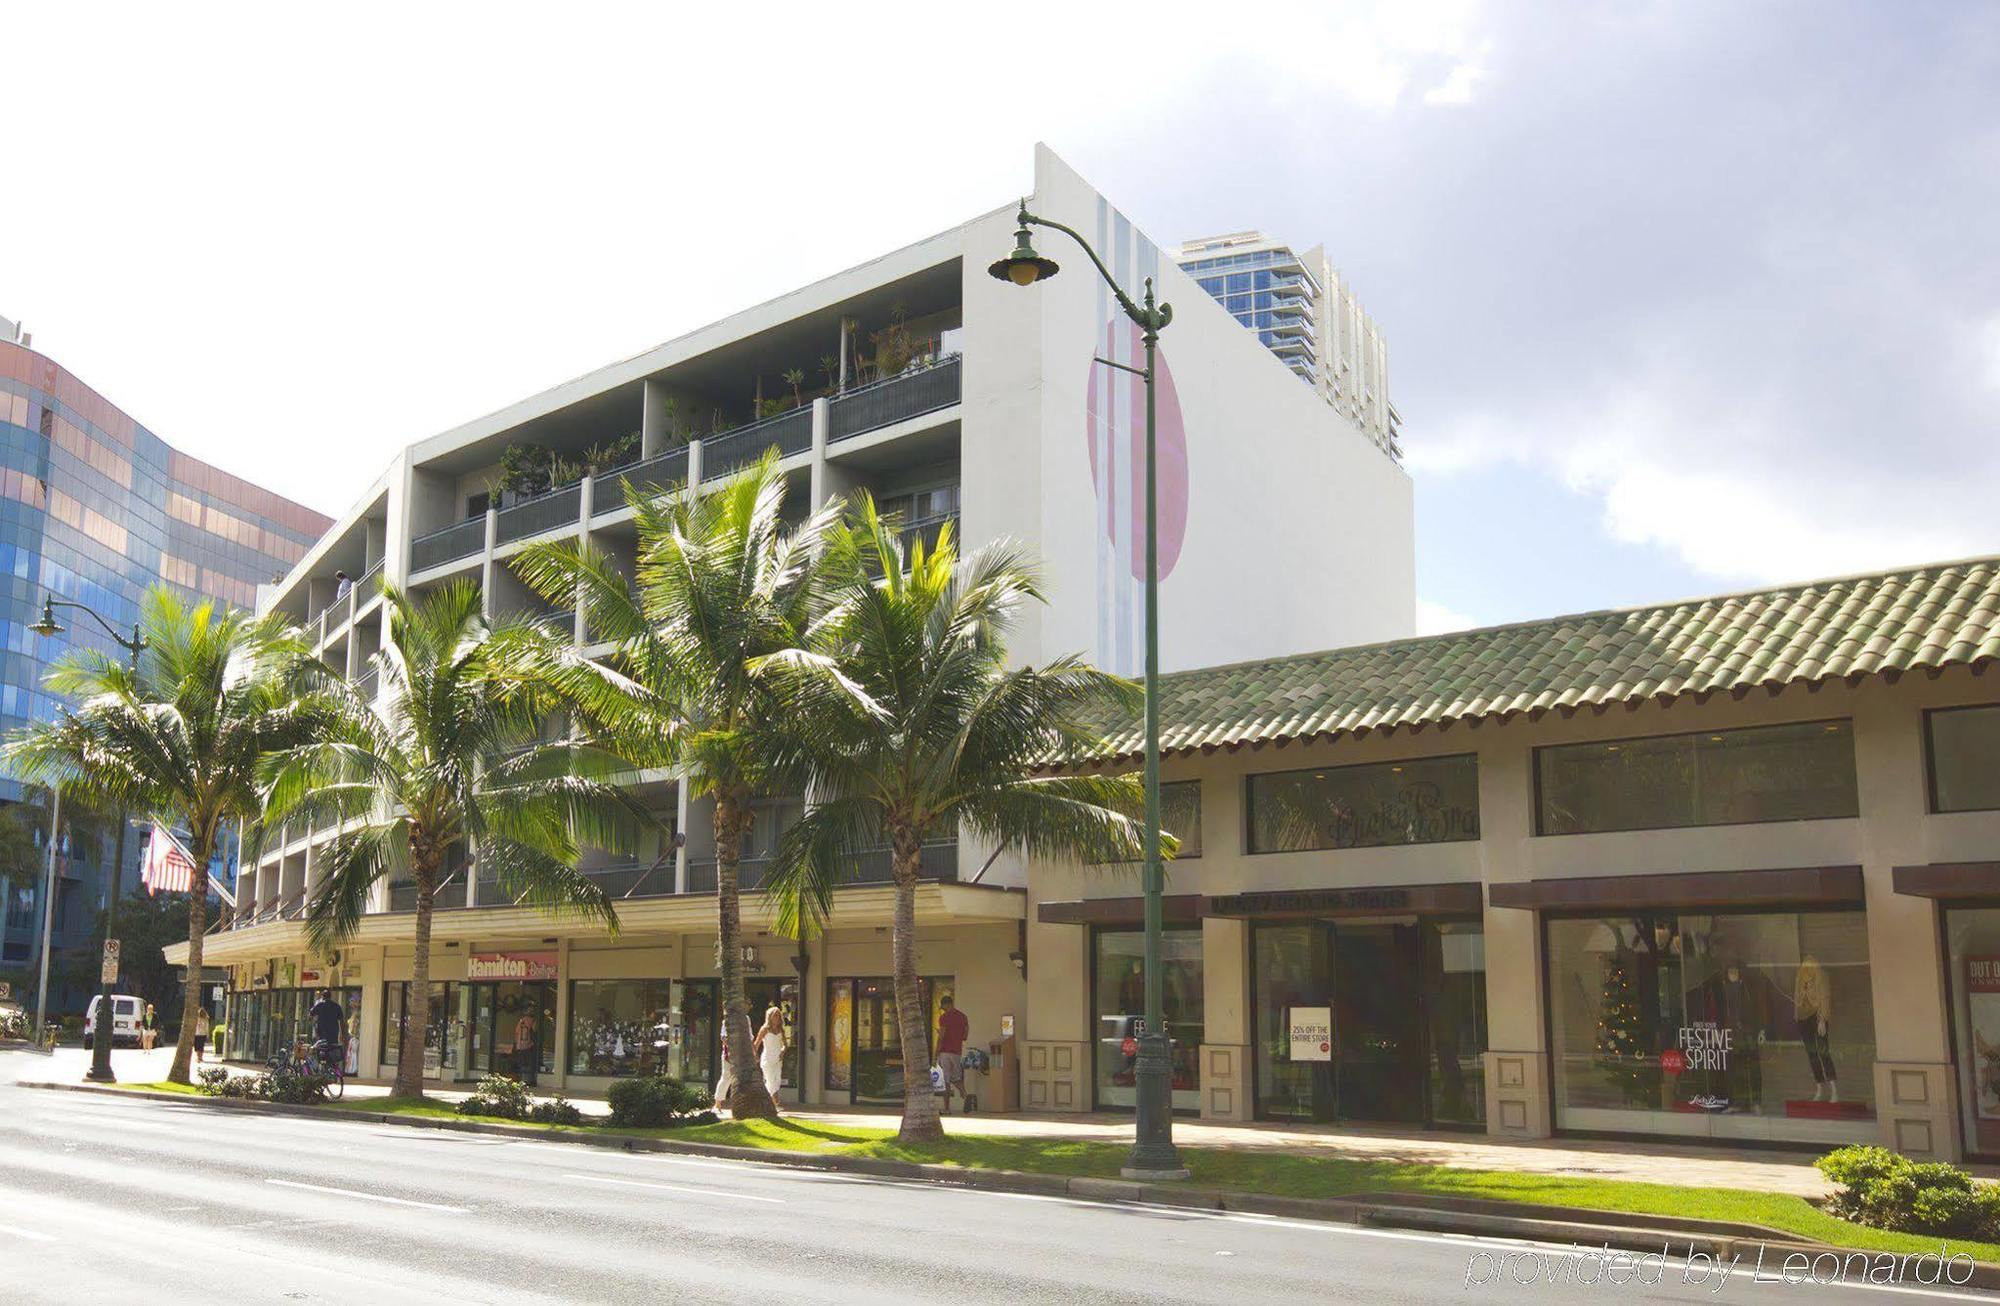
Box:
<box><xmin>1121</xmin><ymin>1031</ymin><xmax>1189</xmax><ymax>1181</ymax></box>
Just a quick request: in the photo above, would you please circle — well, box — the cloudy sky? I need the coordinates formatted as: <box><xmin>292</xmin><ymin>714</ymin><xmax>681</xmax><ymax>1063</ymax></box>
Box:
<box><xmin>8</xmin><ymin>2</ymin><xmax>1997</xmax><ymax>631</ymax></box>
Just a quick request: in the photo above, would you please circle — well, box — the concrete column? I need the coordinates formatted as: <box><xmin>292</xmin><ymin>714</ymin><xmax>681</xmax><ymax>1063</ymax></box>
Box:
<box><xmin>1479</xmin><ymin>727</ymin><xmax>1553</xmax><ymax>1139</ymax></box>
<box><xmin>479</xmin><ymin>507</ymin><xmax>498</xmax><ymax>620</ymax></box>
<box><xmin>574</xmin><ymin>475</ymin><xmax>593</xmax><ymax>644</ymax></box>
<box><xmin>554</xmin><ymin>935</ymin><xmax>573</xmax><ymax>1090</ymax></box>
<box><xmin>640</xmin><ymin>380</ymin><xmax>670</xmax><ymax>461</ymax></box>
<box><xmin>686</xmin><ymin>438</ymin><xmax>703</xmax><ymax>493</ymax></box>
<box><xmin>1200</xmin><ymin>917</ymin><xmax>1251</xmax><ymax>1121</ymax></box>
<box><xmin>674</xmin><ymin>782</ymin><xmax>691</xmax><ymax>894</ymax></box>
<box><xmin>1854</xmin><ymin>688</ymin><xmax>1960</xmax><ymax>1158</ymax></box>
<box><xmin>808</xmin><ymin>397</ymin><xmax>830</xmax><ymax>508</ymax></box>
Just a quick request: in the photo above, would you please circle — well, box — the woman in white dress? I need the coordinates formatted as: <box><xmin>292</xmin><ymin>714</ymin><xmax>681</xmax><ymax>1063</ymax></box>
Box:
<box><xmin>752</xmin><ymin>1005</ymin><xmax>786</xmax><ymax>1114</ymax></box>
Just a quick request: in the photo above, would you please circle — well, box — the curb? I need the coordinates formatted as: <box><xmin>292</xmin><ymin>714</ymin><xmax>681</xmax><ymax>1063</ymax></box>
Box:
<box><xmin>21</xmin><ymin>1078</ymin><xmax>2000</xmax><ymax>1290</ymax></box>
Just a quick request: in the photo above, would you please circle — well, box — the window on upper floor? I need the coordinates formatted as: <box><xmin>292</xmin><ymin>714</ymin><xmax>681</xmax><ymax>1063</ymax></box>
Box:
<box><xmin>1247</xmin><ymin>756</ymin><xmax>1479</xmax><ymax>853</ymax></box>
<box><xmin>1927</xmin><ymin>704</ymin><xmax>2000</xmax><ymax>814</ymax></box>
<box><xmin>1088</xmin><ymin>779</ymin><xmax>1201</xmax><ymax>862</ymax></box>
<box><xmin>466</xmin><ymin>492</ymin><xmax>490</xmax><ymax>520</ymax></box>
<box><xmin>1535</xmin><ymin>720</ymin><xmax>1858</xmax><ymax>836</ymax></box>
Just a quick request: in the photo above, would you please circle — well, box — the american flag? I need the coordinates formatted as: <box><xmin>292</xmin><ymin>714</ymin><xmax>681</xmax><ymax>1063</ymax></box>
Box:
<box><xmin>141</xmin><ymin>822</ymin><xmax>197</xmax><ymax>895</ymax></box>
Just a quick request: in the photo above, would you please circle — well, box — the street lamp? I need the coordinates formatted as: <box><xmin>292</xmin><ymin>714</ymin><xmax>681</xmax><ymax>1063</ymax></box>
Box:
<box><xmin>990</xmin><ymin>200</ymin><xmax>1188</xmax><ymax>1181</ymax></box>
<box><xmin>30</xmin><ymin>594</ymin><xmax>148</xmax><ymax>1084</ymax></box>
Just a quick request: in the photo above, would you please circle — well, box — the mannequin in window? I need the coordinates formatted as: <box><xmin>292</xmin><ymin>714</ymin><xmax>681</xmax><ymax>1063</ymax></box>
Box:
<box><xmin>1794</xmin><ymin>956</ymin><xmax>1836</xmax><ymax>1101</ymax></box>
<box><xmin>1688</xmin><ymin>958</ymin><xmax>1783</xmax><ymax>1110</ymax></box>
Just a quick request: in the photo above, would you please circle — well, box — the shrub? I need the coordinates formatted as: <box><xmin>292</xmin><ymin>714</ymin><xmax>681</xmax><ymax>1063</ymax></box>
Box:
<box><xmin>529</xmin><ymin>1096</ymin><xmax>584</xmax><ymax>1126</ymax></box>
<box><xmin>455</xmin><ymin>1074</ymin><xmax>532</xmax><ymax>1120</ymax></box>
<box><xmin>1817</xmin><ymin>1145</ymin><xmax>2000</xmax><ymax>1239</ymax></box>
<box><xmin>194</xmin><ymin>1066</ymin><xmax>232</xmax><ymax>1096</ymax></box>
<box><xmin>608</xmin><ymin>1074</ymin><xmax>711</xmax><ymax>1128</ymax></box>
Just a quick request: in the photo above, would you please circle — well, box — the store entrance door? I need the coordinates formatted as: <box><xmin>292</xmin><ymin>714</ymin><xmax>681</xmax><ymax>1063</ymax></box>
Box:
<box><xmin>464</xmin><ymin>981</ymin><xmax>555</xmax><ymax>1082</ymax></box>
<box><xmin>1331</xmin><ymin>924</ymin><xmax>1427</xmax><ymax>1123</ymax></box>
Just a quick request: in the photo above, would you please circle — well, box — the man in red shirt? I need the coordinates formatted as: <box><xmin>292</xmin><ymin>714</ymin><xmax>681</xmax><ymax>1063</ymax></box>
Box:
<box><xmin>934</xmin><ymin>994</ymin><xmax>970</xmax><ymax>1111</ymax></box>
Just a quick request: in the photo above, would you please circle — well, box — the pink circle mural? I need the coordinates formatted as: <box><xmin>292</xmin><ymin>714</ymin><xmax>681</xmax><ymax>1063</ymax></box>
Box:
<box><xmin>1084</xmin><ymin>316</ymin><xmax>1189</xmax><ymax>580</ymax></box>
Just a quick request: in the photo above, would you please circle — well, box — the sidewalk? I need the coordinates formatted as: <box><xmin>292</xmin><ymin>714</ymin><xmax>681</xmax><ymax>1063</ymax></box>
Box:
<box><xmin>13</xmin><ymin>1043</ymin><xmax>1854</xmax><ymax>1199</ymax></box>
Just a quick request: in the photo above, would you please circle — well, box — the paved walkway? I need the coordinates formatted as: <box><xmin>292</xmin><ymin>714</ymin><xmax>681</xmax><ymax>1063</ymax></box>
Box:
<box><xmin>10</xmin><ymin>1042</ymin><xmax>1866</xmax><ymax>1198</ymax></box>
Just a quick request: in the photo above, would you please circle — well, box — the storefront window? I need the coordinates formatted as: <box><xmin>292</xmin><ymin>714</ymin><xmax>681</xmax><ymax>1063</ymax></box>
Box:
<box><xmin>836</xmin><ymin>975</ymin><xmax>950</xmax><ymax>1103</ymax></box>
<box><xmin>1944</xmin><ymin>908</ymin><xmax>2000</xmax><ymax>1156</ymax></box>
<box><xmin>381</xmin><ymin>981</ymin><xmax>460</xmax><ymax>1079</ymax></box>
<box><xmin>1093</xmin><ymin>929</ymin><xmax>1202</xmax><ymax>1111</ymax></box>
<box><xmin>1928</xmin><ymin>705</ymin><xmax>2000</xmax><ymax>813</ymax></box>
<box><xmin>1537</xmin><ymin>721</ymin><xmax>1858</xmax><ymax>835</ymax></box>
<box><xmin>566</xmin><ymin>979</ymin><xmax>723</xmax><ymax>1084</ymax></box>
<box><xmin>1247</xmin><ymin>756</ymin><xmax>1479</xmax><ymax>853</ymax></box>
<box><xmin>1547</xmin><ymin>909</ymin><xmax>1875</xmax><ymax>1143</ymax></box>
<box><xmin>1089</xmin><ymin>782</ymin><xmax>1202</xmax><ymax>861</ymax></box>
<box><xmin>1252</xmin><ymin>920</ymin><xmax>1485</xmax><ymax>1126</ymax></box>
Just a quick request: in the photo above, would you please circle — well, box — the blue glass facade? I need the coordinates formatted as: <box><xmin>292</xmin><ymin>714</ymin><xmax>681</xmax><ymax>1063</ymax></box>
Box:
<box><xmin>1184</xmin><ymin>249</ymin><xmax>1320</xmax><ymax>381</ymax></box>
<box><xmin>0</xmin><ymin>339</ymin><xmax>328</xmax><ymax>1003</ymax></box>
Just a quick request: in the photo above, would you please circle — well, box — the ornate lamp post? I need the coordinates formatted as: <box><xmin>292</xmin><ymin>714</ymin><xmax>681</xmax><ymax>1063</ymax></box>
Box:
<box><xmin>30</xmin><ymin>594</ymin><xmax>147</xmax><ymax>1083</ymax></box>
<box><xmin>990</xmin><ymin>201</ymin><xmax>1188</xmax><ymax>1180</ymax></box>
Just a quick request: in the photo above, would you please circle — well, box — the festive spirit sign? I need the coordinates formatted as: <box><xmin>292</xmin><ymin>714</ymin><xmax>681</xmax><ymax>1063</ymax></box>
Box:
<box><xmin>1289</xmin><ymin>1006</ymin><xmax>1333</xmax><ymax>1062</ymax></box>
<box><xmin>1676</xmin><ymin>1022</ymin><xmax>1733</xmax><ymax>1071</ymax></box>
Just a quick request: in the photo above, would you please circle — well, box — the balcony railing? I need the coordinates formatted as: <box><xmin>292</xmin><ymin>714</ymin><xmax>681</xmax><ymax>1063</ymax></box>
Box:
<box><xmin>828</xmin><ymin>356</ymin><xmax>961</xmax><ymax>442</ymax></box>
<box><xmin>584</xmin><ymin>858</ymin><xmax>677</xmax><ymax>899</ymax></box>
<box><xmin>600</xmin><ymin>445</ymin><xmax>691</xmax><ymax>514</ymax></box>
<box><xmin>411</xmin><ymin>517</ymin><xmax>485</xmax><ymax>572</ymax></box>
<box><xmin>899</xmin><ymin>512</ymin><xmax>959</xmax><ymax>554</ymax></box>
<box><xmin>701</xmin><ymin>405</ymin><xmax>814</xmax><ymax>479</ymax></box>
<box><xmin>496</xmin><ymin>482</ymin><xmax>582</xmax><ymax>545</ymax></box>
<box><xmin>684</xmin><ymin>840</ymin><xmax>955</xmax><ymax>895</ymax></box>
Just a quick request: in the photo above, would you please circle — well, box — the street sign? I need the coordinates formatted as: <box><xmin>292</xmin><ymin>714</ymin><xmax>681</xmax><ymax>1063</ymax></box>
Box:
<box><xmin>101</xmin><ymin>939</ymin><xmax>120</xmax><ymax>986</ymax></box>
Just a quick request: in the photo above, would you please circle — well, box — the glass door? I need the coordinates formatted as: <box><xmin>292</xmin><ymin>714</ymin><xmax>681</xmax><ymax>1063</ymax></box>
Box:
<box><xmin>852</xmin><ymin>977</ymin><xmax>934</xmax><ymax>1104</ymax></box>
<box><xmin>1331</xmin><ymin>924</ymin><xmax>1427</xmax><ymax>1123</ymax></box>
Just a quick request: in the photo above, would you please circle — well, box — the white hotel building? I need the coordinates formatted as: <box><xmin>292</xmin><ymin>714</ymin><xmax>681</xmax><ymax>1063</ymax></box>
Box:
<box><xmin>174</xmin><ymin>146</ymin><xmax>1413</xmax><ymax>1111</ymax></box>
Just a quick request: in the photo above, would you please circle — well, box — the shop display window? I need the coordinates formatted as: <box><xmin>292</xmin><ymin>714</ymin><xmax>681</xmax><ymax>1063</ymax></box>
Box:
<box><xmin>1093</xmin><ymin>929</ymin><xmax>1203</xmax><ymax>1111</ymax></box>
<box><xmin>1944</xmin><ymin>908</ymin><xmax>2000</xmax><ymax>1156</ymax></box>
<box><xmin>1536</xmin><ymin>721</ymin><xmax>1858</xmax><ymax>835</ymax></box>
<box><xmin>567</xmin><ymin>979</ymin><xmax>721</xmax><ymax>1084</ymax></box>
<box><xmin>1247</xmin><ymin>755</ymin><xmax>1479</xmax><ymax>853</ymax></box>
<box><xmin>1547</xmin><ymin>909</ymin><xmax>1875</xmax><ymax>1143</ymax></box>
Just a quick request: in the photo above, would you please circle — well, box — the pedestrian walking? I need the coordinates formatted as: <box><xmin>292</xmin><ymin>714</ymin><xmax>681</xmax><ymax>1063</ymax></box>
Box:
<box><xmin>140</xmin><ymin>1002</ymin><xmax>157</xmax><ymax>1052</ymax></box>
<box><xmin>753</xmin><ymin>1005</ymin><xmax>786</xmax><ymax>1114</ymax></box>
<box><xmin>193</xmin><ymin>1007</ymin><xmax>211</xmax><ymax>1063</ymax></box>
<box><xmin>513</xmin><ymin>1010</ymin><xmax>540</xmax><ymax>1087</ymax></box>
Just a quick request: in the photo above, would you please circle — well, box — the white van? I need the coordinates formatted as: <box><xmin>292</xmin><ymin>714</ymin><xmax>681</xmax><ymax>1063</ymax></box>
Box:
<box><xmin>83</xmin><ymin>994</ymin><xmax>144</xmax><ymax>1050</ymax></box>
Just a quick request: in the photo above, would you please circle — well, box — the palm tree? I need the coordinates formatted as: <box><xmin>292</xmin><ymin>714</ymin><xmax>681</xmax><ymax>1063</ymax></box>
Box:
<box><xmin>263</xmin><ymin>581</ymin><xmax>647</xmax><ymax>1099</ymax></box>
<box><xmin>5</xmin><ymin>589</ymin><xmax>329</xmax><ymax>1084</ymax></box>
<box><xmin>513</xmin><ymin>451</ymin><xmax>836</xmax><ymax>1119</ymax></box>
<box><xmin>758</xmin><ymin>497</ymin><xmax>1151</xmax><ymax>1141</ymax></box>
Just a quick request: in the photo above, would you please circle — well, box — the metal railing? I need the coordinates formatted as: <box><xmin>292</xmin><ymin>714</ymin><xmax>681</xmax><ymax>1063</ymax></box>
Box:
<box><xmin>496</xmin><ymin>482</ymin><xmax>582</xmax><ymax>545</ymax></box>
<box><xmin>600</xmin><ymin>445</ymin><xmax>690</xmax><ymax>513</ymax></box>
<box><xmin>411</xmin><ymin>517</ymin><xmax>485</xmax><ymax>571</ymax></box>
<box><xmin>899</xmin><ymin>511</ymin><xmax>959</xmax><ymax>553</ymax></box>
<box><xmin>700</xmin><ymin>405</ymin><xmax>813</xmax><ymax>479</ymax></box>
<box><xmin>683</xmin><ymin>840</ymin><xmax>956</xmax><ymax>894</ymax></box>
<box><xmin>829</xmin><ymin>356</ymin><xmax>961</xmax><ymax>442</ymax></box>
<box><xmin>584</xmin><ymin>859</ymin><xmax>676</xmax><ymax>899</ymax></box>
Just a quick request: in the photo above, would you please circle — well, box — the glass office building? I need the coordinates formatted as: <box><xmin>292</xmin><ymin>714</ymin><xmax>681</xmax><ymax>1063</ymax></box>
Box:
<box><xmin>0</xmin><ymin>331</ymin><xmax>329</xmax><ymax>1005</ymax></box>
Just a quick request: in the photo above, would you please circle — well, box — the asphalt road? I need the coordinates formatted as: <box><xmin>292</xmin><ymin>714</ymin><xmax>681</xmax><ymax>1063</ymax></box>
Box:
<box><xmin>1</xmin><ymin>1050</ymin><xmax>1992</xmax><ymax>1304</ymax></box>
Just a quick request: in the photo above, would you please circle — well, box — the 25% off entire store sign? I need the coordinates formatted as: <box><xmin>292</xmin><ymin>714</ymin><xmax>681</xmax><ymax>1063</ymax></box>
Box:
<box><xmin>1288</xmin><ymin>1006</ymin><xmax>1333</xmax><ymax>1062</ymax></box>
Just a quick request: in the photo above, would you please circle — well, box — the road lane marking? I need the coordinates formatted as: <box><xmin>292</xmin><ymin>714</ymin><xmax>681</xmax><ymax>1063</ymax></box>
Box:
<box><xmin>0</xmin><ymin>1222</ymin><xmax>56</xmax><ymax>1242</ymax></box>
<box><xmin>560</xmin><ymin>1173</ymin><xmax>784</xmax><ymax>1204</ymax></box>
<box><xmin>264</xmin><ymin>1178</ymin><xmax>466</xmax><ymax>1213</ymax></box>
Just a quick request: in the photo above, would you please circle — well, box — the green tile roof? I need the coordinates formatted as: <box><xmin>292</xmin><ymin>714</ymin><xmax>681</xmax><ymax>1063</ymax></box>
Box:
<box><xmin>1088</xmin><ymin>555</ymin><xmax>2000</xmax><ymax>763</ymax></box>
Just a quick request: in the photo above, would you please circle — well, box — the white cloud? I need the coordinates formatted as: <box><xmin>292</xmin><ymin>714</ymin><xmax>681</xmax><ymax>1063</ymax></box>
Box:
<box><xmin>1416</xmin><ymin>598</ymin><xmax>1480</xmax><ymax>633</ymax></box>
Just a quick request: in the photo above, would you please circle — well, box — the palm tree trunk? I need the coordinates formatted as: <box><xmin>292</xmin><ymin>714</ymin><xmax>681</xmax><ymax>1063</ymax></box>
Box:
<box><xmin>165</xmin><ymin>833</ymin><xmax>214</xmax><ymax>1085</ymax></box>
<box><xmin>396</xmin><ymin>866</ymin><xmax>435</xmax><ymax>1099</ymax></box>
<box><xmin>891</xmin><ymin>823</ymin><xmax>941</xmax><ymax>1143</ymax></box>
<box><xmin>714</xmin><ymin>790</ymin><xmax>773</xmax><ymax>1118</ymax></box>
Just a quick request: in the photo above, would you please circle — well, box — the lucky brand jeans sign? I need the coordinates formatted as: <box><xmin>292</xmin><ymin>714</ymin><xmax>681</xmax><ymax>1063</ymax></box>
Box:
<box><xmin>467</xmin><ymin>951</ymin><xmax>558</xmax><ymax>982</ymax></box>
